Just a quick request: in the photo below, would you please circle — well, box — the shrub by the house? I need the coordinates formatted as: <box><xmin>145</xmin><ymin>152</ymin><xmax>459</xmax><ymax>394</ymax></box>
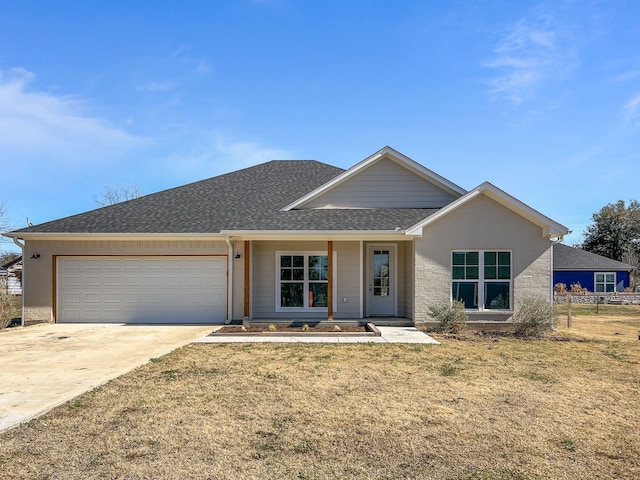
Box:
<box><xmin>512</xmin><ymin>295</ymin><xmax>557</xmax><ymax>337</ymax></box>
<box><xmin>428</xmin><ymin>300</ymin><xmax>467</xmax><ymax>334</ymax></box>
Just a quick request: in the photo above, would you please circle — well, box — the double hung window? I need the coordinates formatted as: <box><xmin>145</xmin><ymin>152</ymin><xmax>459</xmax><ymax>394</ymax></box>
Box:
<box><xmin>452</xmin><ymin>251</ymin><xmax>511</xmax><ymax>310</ymax></box>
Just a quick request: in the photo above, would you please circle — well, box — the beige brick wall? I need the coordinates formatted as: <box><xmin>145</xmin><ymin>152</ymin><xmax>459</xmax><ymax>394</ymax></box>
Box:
<box><xmin>414</xmin><ymin>194</ymin><xmax>553</xmax><ymax>323</ymax></box>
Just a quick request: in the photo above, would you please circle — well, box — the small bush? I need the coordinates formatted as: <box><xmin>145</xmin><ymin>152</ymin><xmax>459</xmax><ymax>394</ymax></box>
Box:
<box><xmin>428</xmin><ymin>300</ymin><xmax>467</xmax><ymax>334</ymax></box>
<box><xmin>569</xmin><ymin>282</ymin><xmax>588</xmax><ymax>294</ymax></box>
<box><xmin>554</xmin><ymin>283</ymin><xmax>567</xmax><ymax>293</ymax></box>
<box><xmin>512</xmin><ymin>296</ymin><xmax>557</xmax><ymax>337</ymax></box>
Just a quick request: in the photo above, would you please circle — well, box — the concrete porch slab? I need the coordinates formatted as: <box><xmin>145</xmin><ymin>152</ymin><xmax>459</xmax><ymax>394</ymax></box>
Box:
<box><xmin>196</xmin><ymin>326</ymin><xmax>439</xmax><ymax>344</ymax></box>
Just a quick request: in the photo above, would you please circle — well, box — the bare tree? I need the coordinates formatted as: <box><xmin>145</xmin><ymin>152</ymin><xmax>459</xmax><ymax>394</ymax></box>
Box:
<box><xmin>0</xmin><ymin>201</ymin><xmax>15</xmax><ymax>239</ymax></box>
<box><xmin>0</xmin><ymin>202</ymin><xmax>10</xmax><ymax>229</ymax></box>
<box><xmin>94</xmin><ymin>183</ymin><xmax>143</xmax><ymax>207</ymax></box>
<box><xmin>0</xmin><ymin>202</ymin><xmax>19</xmax><ymax>260</ymax></box>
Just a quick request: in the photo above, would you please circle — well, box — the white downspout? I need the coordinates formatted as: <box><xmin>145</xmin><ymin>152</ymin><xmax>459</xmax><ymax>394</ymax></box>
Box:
<box><xmin>12</xmin><ymin>238</ymin><xmax>25</xmax><ymax>327</ymax></box>
<box><xmin>224</xmin><ymin>236</ymin><xmax>233</xmax><ymax>324</ymax></box>
<box><xmin>549</xmin><ymin>234</ymin><xmax>566</xmax><ymax>308</ymax></box>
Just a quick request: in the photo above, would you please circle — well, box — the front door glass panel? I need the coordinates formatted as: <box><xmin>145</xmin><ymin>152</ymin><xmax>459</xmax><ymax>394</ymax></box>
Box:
<box><xmin>373</xmin><ymin>250</ymin><xmax>390</xmax><ymax>297</ymax></box>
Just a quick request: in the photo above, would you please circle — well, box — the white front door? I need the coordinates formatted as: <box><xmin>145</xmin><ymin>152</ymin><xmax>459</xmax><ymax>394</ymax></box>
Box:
<box><xmin>366</xmin><ymin>245</ymin><xmax>396</xmax><ymax>316</ymax></box>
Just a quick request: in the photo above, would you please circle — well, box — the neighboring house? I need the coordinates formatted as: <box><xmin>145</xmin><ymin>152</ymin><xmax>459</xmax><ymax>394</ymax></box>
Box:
<box><xmin>3</xmin><ymin>147</ymin><xmax>569</xmax><ymax>327</ymax></box>
<box><xmin>0</xmin><ymin>256</ymin><xmax>22</xmax><ymax>295</ymax></box>
<box><xmin>553</xmin><ymin>243</ymin><xmax>636</xmax><ymax>293</ymax></box>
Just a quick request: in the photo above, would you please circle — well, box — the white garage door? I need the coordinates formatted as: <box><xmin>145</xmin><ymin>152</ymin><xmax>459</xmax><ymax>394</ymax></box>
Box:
<box><xmin>57</xmin><ymin>256</ymin><xmax>227</xmax><ymax>324</ymax></box>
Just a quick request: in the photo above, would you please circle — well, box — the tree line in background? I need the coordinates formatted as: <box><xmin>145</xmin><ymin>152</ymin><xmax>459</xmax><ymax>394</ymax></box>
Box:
<box><xmin>579</xmin><ymin>199</ymin><xmax>640</xmax><ymax>265</ymax></box>
<box><xmin>579</xmin><ymin>199</ymin><xmax>640</xmax><ymax>288</ymax></box>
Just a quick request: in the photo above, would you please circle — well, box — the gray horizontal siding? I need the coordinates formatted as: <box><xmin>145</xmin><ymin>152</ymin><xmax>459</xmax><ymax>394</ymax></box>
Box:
<box><xmin>252</xmin><ymin>241</ymin><xmax>361</xmax><ymax>320</ymax></box>
<box><xmin>301</xmin><ymin>157</ymin><xmax>458</xmax><ymax>209</ymax></box>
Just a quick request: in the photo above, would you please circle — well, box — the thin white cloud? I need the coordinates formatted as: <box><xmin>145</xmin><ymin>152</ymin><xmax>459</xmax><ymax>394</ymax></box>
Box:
<box><xmin>164</xmin><ymin>131</ymin><xmax>297</xmax><ymax>180</ymax></box>
<box><xmin>170</xmin><ymin>44</ymin><xmax>211</xmax><ymax>75</ymax></box>
<box><xmin>484</xmin><ymin>14</ymin><xmax>576</xmax><ymax>104</ymax></box>
<box><xmin>0</xmin><ymin>67</ymin><xmax>144</xmax><ymax>161</ymax></box>
<box><xmin>210</xmin><ymin>133</ymin><xmax>296</xmax><ymax>168</ymax></box>
<box><xmin>622</xmin><ymin>93</ymin><xmax>640</xmax><ymax>130</ymax></box>
<box><xmin>614</xmin><ymin>69</ymin><xmax>640</xmax><ymax>83</ymax></box>
<box><xmin>137</xmin><ymin>81</ymin><xmax>177</xmax><ymax>93</ymax></box>
<box><xmin>563</xmin><ymin>146</ymin><xmax>606</xmax><ymax>168</ymax></box>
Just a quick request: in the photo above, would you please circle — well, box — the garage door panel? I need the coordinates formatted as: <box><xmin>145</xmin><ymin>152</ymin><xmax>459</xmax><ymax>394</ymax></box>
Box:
<box><xmin>58</xmin><ymin>256</ymin><xmax>227</xmax><ymax>324</ymax></box>
<box><xmin>85</xmin><ymin>309</ymin><xmax>101</xmax><ymax>321</ymax></box>
<box><xmin>104</xmin><ymin>292</ymin><xmax>121</xmax><ymax>303</ymax></box>
<box><xmin>144</xmin><ymin>276</ymin><xmax>163</xmax><ymax>286</ymax></box>
<box><xmin>104</xmin><ymin>276</ymin><xmax>121</xmax><ymax>286</ymax></box>
<box><xmin>63</xmin><ymin>292</ymin><xmax>81</xmax><ymax>303</ymax></box>
<box><xmin>83</xmin><ymin>292</ymin><xmax>101</xmax><ymax>303</ymax></box>
<box><xmin>64</xmin><ymin>276</ymin><xmax>81</xmax><ymax>287</ymax></box>
<box><xmin>84</xmin><ymin>276</ymin><xmax>101</xmax><ymax>287</ymax></box>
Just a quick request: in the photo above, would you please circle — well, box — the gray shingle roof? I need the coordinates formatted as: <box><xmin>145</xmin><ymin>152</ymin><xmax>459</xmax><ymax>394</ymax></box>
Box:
<box><xmin>553</xmin><ymin>243</ymin><xmax>636</xmax><ymax>271</ymax></box>
<box><xmin>10</xmin><ymin>160</ymin><xmax>438</xmax><ymax>235</ymax></box>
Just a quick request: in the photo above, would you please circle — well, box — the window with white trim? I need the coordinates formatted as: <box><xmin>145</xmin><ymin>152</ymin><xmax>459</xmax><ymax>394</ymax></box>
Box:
<box><xmin>276</xmin><ymin>252</ymin><xmax>336</xmax><ymax>311</ymax></box>
<box><xmin>594</xmin><ymin>272</ymin><xmax>615</xmax><ymax>293</ymax></box>
<box><xmin>452</xmin><ymin>251</ymin><xmax>511</xmax><ymax>310</ymax></box>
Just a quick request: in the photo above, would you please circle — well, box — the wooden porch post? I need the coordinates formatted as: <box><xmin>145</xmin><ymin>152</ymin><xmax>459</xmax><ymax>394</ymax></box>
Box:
<box><xmin>243</xmin><ymin>240</ymin><xmax>250</xmax><ymax>320</ymax></box>
<box><xmin>327</xmin><ymin>240</ymin><xmax>334</xmax><ymax>320</ymax></box>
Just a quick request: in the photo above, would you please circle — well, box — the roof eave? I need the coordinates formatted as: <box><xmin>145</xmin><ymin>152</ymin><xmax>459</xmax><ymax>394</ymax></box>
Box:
<box><xmin>405</xmin><ymin>182</ymin><xmax>570</xmax><ymax>238</ymax></box>
<box><xmin>3</xmin><ymin>232</ymin><xmax>230</xmax><ymax>241</ymax></box>
<box><xmin>221</xmin><ymin>229</ymin><xmax>416</xmax><ymax>241</ymax></box>
<box><xmin>281</xmin><ymin>146</ymin><xmax>467</xmax><ymax>211</ymax></box>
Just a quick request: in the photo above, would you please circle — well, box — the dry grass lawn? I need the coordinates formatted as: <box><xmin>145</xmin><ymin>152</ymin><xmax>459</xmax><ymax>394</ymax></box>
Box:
<box><xmin>1</xmin><ymin>308</ymin><xmax>639</xmax><ymax>479</ymax></box>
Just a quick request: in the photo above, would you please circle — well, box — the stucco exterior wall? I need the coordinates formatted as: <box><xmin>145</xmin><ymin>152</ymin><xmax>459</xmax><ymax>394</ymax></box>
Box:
<box><xmin>414</xmin><ymin>194</ymin><xmax>553</xmax><ymax>324</ymax></box>
<box><xmin>20</xmin><ymin>239</ymin><xmax>242</xmax><ymax>325</ymax></box>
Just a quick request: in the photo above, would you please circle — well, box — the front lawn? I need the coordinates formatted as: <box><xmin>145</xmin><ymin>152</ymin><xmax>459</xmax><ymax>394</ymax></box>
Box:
<box><xmin>1</xmin><ymin>314</ymin><xmax>639</xmax><ymax>479</ymax></box>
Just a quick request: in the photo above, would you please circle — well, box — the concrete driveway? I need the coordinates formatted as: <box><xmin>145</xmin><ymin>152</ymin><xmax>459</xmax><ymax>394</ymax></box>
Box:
<box><xmin>0</xmin><ymin>323</ymin><xmax>213</xmax><ymax>432</ymax></box>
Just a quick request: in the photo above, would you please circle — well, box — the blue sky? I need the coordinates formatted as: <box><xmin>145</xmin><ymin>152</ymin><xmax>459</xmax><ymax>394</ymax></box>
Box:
<box><xmin>2</xmin><ymin>0</ymin><xmax>639</xmax><ymax>252</ymax></box>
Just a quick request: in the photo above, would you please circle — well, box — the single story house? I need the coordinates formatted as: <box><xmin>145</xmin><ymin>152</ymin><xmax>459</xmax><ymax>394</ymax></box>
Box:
<box><xmin>3</xmin><ymin>146</ymin><xmax>569</xmax><ymax>327</ymax></box>
<box><xmin>553</xmin><ymin>243</ymin><xmax>636</xmax><ymax>293</ymax></box>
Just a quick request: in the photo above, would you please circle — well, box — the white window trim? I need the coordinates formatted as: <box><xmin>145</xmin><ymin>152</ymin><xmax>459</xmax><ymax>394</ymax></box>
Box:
<box><xmin>594</xmin><ymin>272</ymin><xmax>616</xmax><ymax>293</ymax></box>
<box><xmin>275</xmin><ymin>251</ymin><xmax>337</xmax><ymax>313</ymax></box>
<box><xmin>451</xmin><ymin>250</ymin><xmax>513</xmax><ymax>312</ymax></box>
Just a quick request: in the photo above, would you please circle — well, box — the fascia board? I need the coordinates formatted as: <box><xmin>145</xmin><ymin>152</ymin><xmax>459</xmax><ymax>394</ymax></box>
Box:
<box><xmin>3</xmin><ymin>232</ymin><xmax>229</xmax><ymax>241</ymax></box>
<box><xmin>281</xmin><ymin>146</ymin><xmax>466</xmax><ymax>211</ymax></box>
<box><xmin>479</xmin><ymin>183</ymin><xmax>570</xmax><ymax>236</ymax></box>
<box><xmin>555</xmin><ymin>267</ymin><xmax>634</xmax><ymax>271</ymax></box>
<box><xmin>281</xmin><ymin>148</ymin><xmax>388</xmax><ymax>211</ymax></box>
<box><xmin>404</xmin><ymin>189</ymin><xmax>483</xmax><ymax>235</ymax></box>
<box><xmin>220</xmin><ymin>229</ymin><xmax>413</xmax><ymax>241</ymax></box>
<box><xmin>405</xmin><ymin>182</ymin><xmax>570</xmax><ymax>238</ymax></box>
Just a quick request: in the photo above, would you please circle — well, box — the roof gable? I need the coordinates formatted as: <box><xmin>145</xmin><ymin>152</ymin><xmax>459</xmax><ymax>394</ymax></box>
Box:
<box><xmin>553</xmin><ymin>243</ymin><xmax>637</xmax><ymax>271</ymax></box>
<box><xmin>405</xmin><ymin>182</ymin><xmax>570</xmax><ymax>239</ymax></box>
<box><xmin>282</xmin><ymin>146</ymin><xmax>466</xmax><ymax>210</ymax></box>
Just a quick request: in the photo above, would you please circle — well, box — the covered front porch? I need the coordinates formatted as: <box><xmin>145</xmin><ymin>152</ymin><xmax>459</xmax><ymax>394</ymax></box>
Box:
<box><xmin>234</xmin><ymin>237</ymin><xmax>416</xmax><ymax>326</ymax></box>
